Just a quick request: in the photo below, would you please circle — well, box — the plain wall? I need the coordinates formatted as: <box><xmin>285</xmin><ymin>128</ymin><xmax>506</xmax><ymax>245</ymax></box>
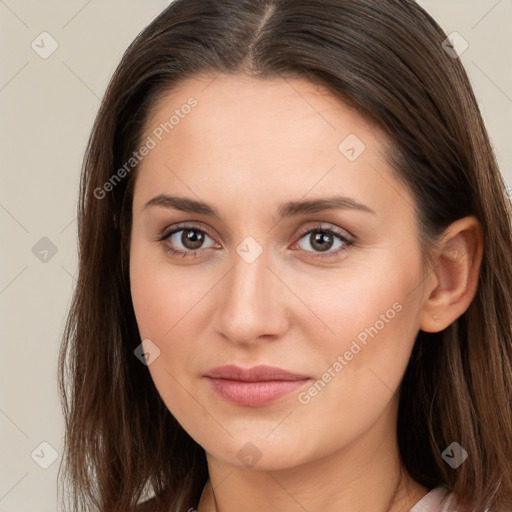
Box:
<box><xmin>0</xmin><ymin>1</ymin><xmax>511</xmax><ymax>510</ymax></box>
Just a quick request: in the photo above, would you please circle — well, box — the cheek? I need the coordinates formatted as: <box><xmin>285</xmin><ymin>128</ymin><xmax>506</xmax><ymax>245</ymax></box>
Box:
<box><xmin>293</xmin><ymin>252</ymin><xmax>418</xmax><ymax>345</ymax></box>
<box><xmin>130</xmin><ymin>268</ymin><xmax>179</xmax><ymax>340</ymax></box>
<box><xmin>129</xmin><ymin>240</ymin><xmax>205</xmax><ymax>339</ymax></box>
<box><xmin>288</xmin><ymin>283</ymin><xmax>419</xmax><ymax>460</ymax></box>
<box><xmin>129</xmin><ymin>245</ymin><xmax>220</xmax><ymax>393</ymax></box>
<box><xmin>292</xmin><ymin>249</ymin><xmax>421</xmax><ymax>399</ymax></box>
<box><xmin>129</xmin><ymin>250</ymin><xmax>205</xmax><ymax>420</ymax></box>
<box><xmin>130</xmin><ymin>259</ymin><xmax>167</xmax><ymax>340</ymax></box>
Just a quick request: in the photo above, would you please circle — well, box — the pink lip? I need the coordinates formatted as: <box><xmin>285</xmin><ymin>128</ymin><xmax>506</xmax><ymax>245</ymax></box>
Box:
<box><xmin>204</xmin><ymin>364</ymin><xmax>311</xmax><ymax>407</ymax></box>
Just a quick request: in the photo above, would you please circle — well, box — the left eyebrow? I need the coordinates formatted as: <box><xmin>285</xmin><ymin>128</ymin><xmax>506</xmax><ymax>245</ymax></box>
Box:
<box><xmin>277</xmin><ymin>196</ymin><xmax>376</xmax><ymax>218</ymax></box>
<box><xmin>142</xmin><ymin>194</ymin><xmax>376</xmax><ymax>219</ymax></box>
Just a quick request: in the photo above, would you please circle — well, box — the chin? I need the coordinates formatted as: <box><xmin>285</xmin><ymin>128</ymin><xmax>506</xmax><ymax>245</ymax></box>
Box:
<box><xmin>199</xmin><ymin>430</ymin><xmax>324</xmax><ymax>472</ymax></box>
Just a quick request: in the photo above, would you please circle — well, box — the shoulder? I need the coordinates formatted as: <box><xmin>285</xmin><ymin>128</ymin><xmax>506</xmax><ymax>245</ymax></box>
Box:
<box><xmin>410</xmin><ymin>486</ymin><xmax>452</xmax><ymax>512</ymax></box>
<box><xmin>410</xmin><ymin>486</ymin><xmax>512</xmax><ymax>512</ymax></box>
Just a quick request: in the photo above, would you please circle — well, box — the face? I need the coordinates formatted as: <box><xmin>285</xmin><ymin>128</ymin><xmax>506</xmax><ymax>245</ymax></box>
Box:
<box><xmin>129</xmin><ymin>74</ymin><xmax>428</xmax><ymax>470</ymax></box>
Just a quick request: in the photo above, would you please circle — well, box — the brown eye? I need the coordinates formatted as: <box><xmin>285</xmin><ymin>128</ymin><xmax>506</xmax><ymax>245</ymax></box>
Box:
<box><xmin>294</xmin><ymin>225</ymin><xmax>354</xmax><ymax>259</ymax></box>
<box><xmin>180</xmin><ymin>229</ymin><xmax>206</xmax><ymax>250</ymax></box>
<box><xmin>308</xmin><ymin>231</ymin><xmax>335</xmax><ymax>252</ymax></box>
<box><xmin>158</xmin><ymin>225</ymin><xmax>218</xmax><ymax>258</ymax></box>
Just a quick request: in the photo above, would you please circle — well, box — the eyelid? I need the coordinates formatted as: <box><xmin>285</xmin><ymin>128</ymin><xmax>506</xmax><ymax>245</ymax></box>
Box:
<box><xmin>157</xmin><ymin>221</ymin><xmax>354</xmax><ymax>241</ymax></box>
<box><xmin>156</xmin><ymin>221</ymin><xmax>217</xmax><ymax>241</ymax></box>
<box><xmin>294</xmin><ymin>222</ymin><xmax>354</xmax><ymax>244</ymax></box>
<box><xmin>289</xmin><ymin>222</ymin><xmax>355</xmax><ymax>259</ymax></box>
<box><xmin>156</xmin><ymin>221</ymin><xmax>355</xmax><ymax>259</ymax></box>
<box><xmin>155</xmin><ymin>223</ymin><xmax>219</xmax><ymax>259</ymax></box>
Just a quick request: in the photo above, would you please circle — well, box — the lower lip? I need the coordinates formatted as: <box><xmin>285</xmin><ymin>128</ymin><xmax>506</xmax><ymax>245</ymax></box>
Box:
<box><xmin>205</xmin><ymin>377</ymin><xmax>310</xmax><ymax>407</ymax></box>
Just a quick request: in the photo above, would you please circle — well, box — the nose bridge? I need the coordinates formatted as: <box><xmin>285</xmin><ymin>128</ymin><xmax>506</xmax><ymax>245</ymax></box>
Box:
<box><xmin>215</xmin><ymin>240</ymin><xmax>286</xmax><ymax>343</ymax></box>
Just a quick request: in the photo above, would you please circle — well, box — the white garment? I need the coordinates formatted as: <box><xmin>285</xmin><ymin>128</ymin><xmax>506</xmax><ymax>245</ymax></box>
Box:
<box><xmin>410</xmin><ymin>486</ymin><xmax>491</xmax><ymax>512</ymax></box>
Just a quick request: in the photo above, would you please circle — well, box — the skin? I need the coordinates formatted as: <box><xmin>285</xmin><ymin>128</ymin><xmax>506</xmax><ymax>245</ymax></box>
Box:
<box><xmin>129</xmin><ymin>74</ymin><xmax>483</xmax><ymax>512</ymax></box>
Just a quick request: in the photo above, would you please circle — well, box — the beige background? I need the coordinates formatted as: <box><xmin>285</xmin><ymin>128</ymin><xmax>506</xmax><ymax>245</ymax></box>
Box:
<box><xmin>0</xmin><ymin>1</ymin><xmax>511</xmax><ymax>510</ymax></box>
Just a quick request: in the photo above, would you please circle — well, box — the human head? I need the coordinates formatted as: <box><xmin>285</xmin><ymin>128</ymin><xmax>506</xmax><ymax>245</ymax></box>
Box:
<box><xmin>58</xmin><ymin>1</ymin><xmax>512</xmax><ymax>511</ymax></box>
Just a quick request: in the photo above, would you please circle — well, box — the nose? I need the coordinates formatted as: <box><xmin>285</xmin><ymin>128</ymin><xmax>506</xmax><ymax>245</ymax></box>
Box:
<box><xmin>213</xmin><ymin>245</ymin><xmax>290</xmax><ymax>346</ymax></box>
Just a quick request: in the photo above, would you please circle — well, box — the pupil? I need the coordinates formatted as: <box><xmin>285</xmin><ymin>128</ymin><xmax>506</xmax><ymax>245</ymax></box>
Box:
<box><xmin>183</xmin><ymin>229</ymin><xmax>204</xmax><ymax>249</ymax></box>
<box><xmin>312</xmin><ymin>231</ymin><xmax>332</xmax><ymax>252</ymax></box>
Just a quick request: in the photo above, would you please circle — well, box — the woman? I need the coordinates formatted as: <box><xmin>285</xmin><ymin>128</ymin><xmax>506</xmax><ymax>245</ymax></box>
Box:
<box><xmin>57</xmin><ymin>1</ymin><xmax>512</xmax><ymax>511</ymax></box>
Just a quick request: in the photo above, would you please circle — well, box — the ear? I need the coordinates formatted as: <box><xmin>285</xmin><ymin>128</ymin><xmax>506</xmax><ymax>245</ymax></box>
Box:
<box><xmin>419</xmin><ymin>216</ymin><xmax>484</xmax><ymax>333</ymax></box>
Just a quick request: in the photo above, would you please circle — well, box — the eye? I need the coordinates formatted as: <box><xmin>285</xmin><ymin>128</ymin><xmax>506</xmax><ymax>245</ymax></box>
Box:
<box><xmin>292</xmin><ymin>224</ymin><xmax>354</xmax><ymax>259</ymax></box>
<box><xmin>156</xmin><ymin>222</ymin><xmax>354</xmax><ymax>260</ymax></box>
<box><xmin>157</xmin><ymin>224</ymin><xmax>219</xmax><ymax>258</ymax></box>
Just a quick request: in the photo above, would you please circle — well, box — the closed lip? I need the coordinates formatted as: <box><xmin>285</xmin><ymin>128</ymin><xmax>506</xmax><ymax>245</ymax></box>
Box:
<box><xmin>204</xmin><ymin>364</ymin><xmax>310</xmax><ymax>382</ymax></box>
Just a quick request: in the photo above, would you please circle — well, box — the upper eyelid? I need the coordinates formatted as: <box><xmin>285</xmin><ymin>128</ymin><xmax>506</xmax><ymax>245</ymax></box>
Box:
<box><xmin>296</xmin><ymin>223</ymin><xmax>353</xmax><ymax>241</ymax></box>
<box><xmin>161</xmin><ymin>222</ymin><xmax>216</xmax><ymax>241</ymax></box>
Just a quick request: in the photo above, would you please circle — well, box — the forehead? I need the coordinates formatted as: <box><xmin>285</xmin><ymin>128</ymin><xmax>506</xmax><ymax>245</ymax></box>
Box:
<box><xmin>142</xmin><ymin>73</ymin><xmax>377</xmax><ymax>159</ymax></box>
<box><xmin>133</xmin><ymin>74</ymin><xmax>412</xmax><ymax>222</ymax></box>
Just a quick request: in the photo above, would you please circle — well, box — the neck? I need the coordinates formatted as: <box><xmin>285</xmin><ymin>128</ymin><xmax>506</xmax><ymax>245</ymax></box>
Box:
<box><xmin>196</xmin><ymin>400</ymin><xmax>428</xmax><ymax>512</ymax></box>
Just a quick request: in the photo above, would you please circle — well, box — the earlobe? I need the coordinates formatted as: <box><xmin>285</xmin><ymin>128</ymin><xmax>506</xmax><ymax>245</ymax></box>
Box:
<box><xmin>419</xmin><ymin>216</ymin><xmax>483</xmax><ymax>333</ymax></box>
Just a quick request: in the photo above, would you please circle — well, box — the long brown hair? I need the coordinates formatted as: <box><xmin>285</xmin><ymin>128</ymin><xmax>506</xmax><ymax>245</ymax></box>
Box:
<box><xmin>57</xmin><ymin>1</ymin><xmax>512</xmax><ymax>510</ymax></box>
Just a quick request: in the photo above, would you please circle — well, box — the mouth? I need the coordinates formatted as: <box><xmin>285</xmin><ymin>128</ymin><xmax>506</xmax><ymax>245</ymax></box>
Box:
<box><xmin>203</xmin><ymin>364</ymin><xmax>311</xmax><ymax>407</ymax></box>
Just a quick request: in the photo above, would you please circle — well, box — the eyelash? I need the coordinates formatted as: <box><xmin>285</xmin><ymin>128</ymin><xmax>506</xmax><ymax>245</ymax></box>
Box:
<box><xmin>156</xmin><ymin>223</ymin><xmax>355</xmax><ymax>260</ymax></box>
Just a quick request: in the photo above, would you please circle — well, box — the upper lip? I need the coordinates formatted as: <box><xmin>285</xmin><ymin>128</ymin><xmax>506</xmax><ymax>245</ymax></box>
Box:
<box><xmin>204</xmin><ymin>364</ymin><xmax>310</xmax><ymax>382</ymax></box>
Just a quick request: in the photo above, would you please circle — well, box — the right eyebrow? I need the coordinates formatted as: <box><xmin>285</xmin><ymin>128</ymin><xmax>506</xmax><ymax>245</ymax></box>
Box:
<box><xmin>143</xmin><ymin>194</ymin><xmax>221</xmax><ymax>219</ymax></box>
